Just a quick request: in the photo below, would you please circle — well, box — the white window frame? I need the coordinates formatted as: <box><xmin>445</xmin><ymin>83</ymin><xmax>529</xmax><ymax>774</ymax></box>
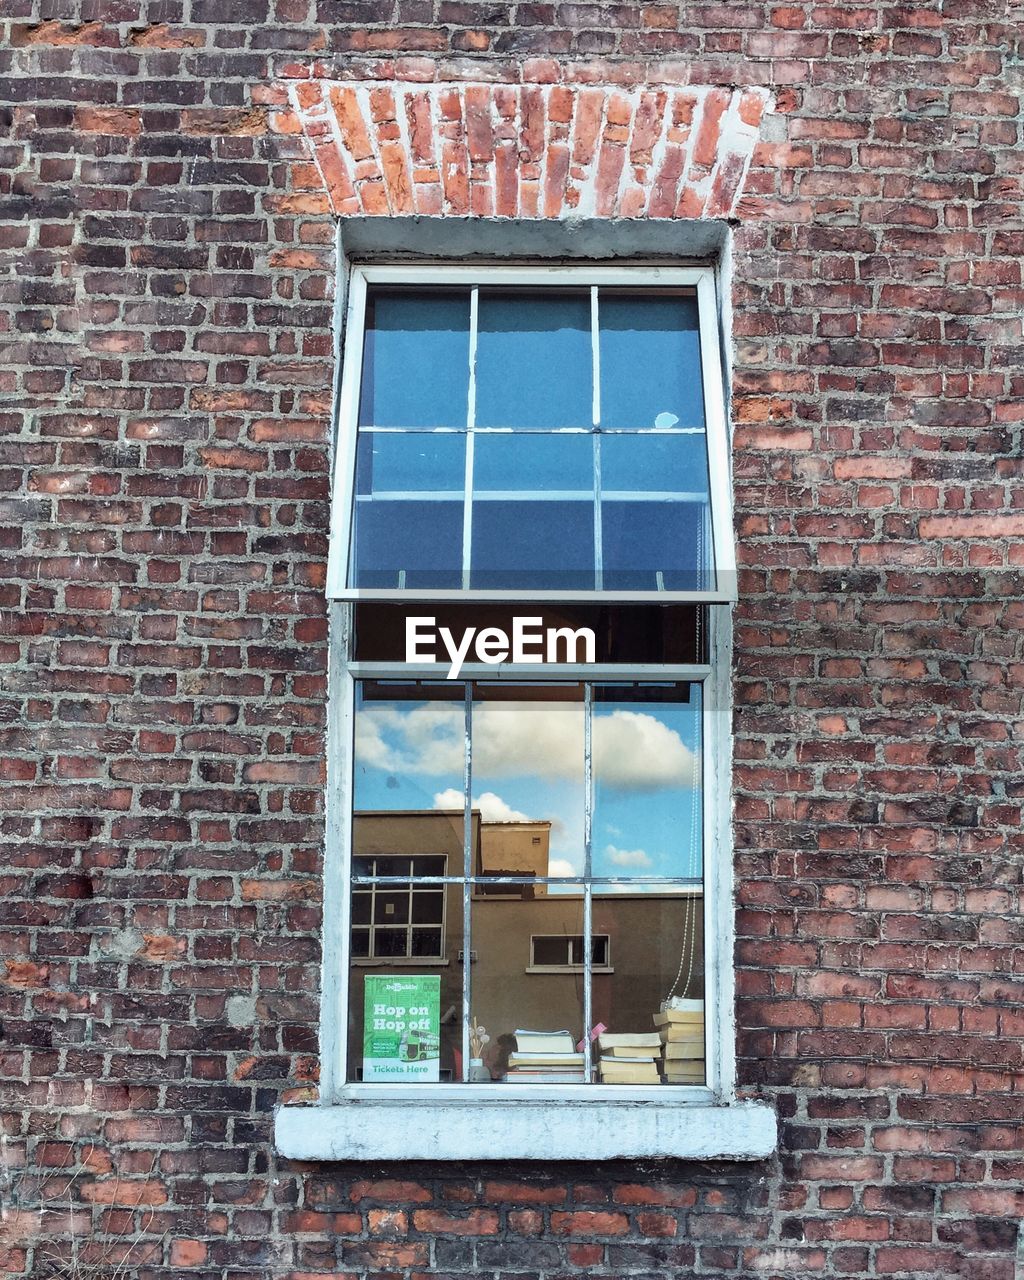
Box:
<box><xmin>322</xmin><ymin>643</ymin><xmax>729</xmax><ymax>1104</ymax></box>
<box><xmin>275</xmin><ymin>259</ymin><xmax>777</xmax><ymax>1162</ymax></box>
<box><xmin>326</xmin><ymin>264</ymin><xmax>737</xmax><ymax>605</ymax></box>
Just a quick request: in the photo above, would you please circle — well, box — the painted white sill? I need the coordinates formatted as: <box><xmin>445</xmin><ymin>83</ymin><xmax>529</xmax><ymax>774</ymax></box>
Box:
<box><xmin>274</xmin><ymin>1095</ymin><xmax>776</xmax><ymax>1162</ymax></box>
<box><xmin>525</xmin><ymin>964</ymin><xmax>614</xmax><ymax>975</ymax></box>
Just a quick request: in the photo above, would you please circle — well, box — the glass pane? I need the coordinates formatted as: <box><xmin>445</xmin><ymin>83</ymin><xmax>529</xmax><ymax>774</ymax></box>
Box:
<box><xmin>474</xmin><ymin>433</ymin><xmax>593</xmax><ymax>493</ymax></box>
<box><xmin>373</xmin><ymin>927</ymin><xmax>408</xmax><ymax>957</ymax></box>
<box><xmin>470</xmin><ymin>500</ymin><xmax>594</xmax><ymax>590</ymax></box>
<box><xmin>352</xmin><ymin>498</ymin><xmax>463</xmax><ymax>589</ymax></box>
<box><xmin>591</xmin><ymin>683</ymin><xmax>702</xmax><ymax>882</ymax></box>
<box><xmin>347</xmin><ymin>877</ymin><xmax>464</xmax><ymax>1083</ymax></box>
<box><xmin>411</xmin><ymin>891</ymin><xmax>445</xmax><ymax>924</ymax></box>
<box><xmin>599</xmin><ymin>292</ymin><xmax>705</xmax><ymax>430</ymax></box>
<box><xmin>600</xmin><ymin>432</ymin><xmax>709</xmax><ymax>497</ymax></box>
<box><xmin>532</xmin><ymin>936</ymin><xmax>570</xmax><ymax>966</ymax></box>
<box><xmin>592</xmin><ymin>886</ymin><xmax>705</xmax><ymax>1086</ymax></box>
<box><xmin>411</xmin><ymin>928</ymin><xmax>443</xmax><ymax>956</ymax></box>
<box><xmin>359</xmin><ymin>290</ymin><xmax>470</xmax><ymax>428</ymax></box>
<box><xmin>476</xmin><ymin>293</ymin><xmax>592</xmax><ymax>429</ymax></box>
<box><xmin>471</xmin><ymin>890</ymin><xmax>587</xmax><ymax>1083</ymax></box>
<box><xmin>359</xmin><ymin>855</ymin><xmax>413</xmax><ymax>877</ymax></box>
<box><xmin>352</xmin><ymin>680</ymin><xmax>465</xmax><ymax>866</ymax></box>
<box><xmin>350</xmin><ymin>680</ymin><xmax>467</xmax><ymax>1084</ymax></box>
<box><xmin>355</xmin><ymin>431</ymin><xmax>465</xmax><ymax>495</ymax></box>
<box><xmin>471</xmin><ymin>683</ymin><xmax>585</xmax><ymax>885</ymax></box>
<box><xmin>374</xmin><ymin>891</ymin><xmax>410</xmax><ymax>924</ymax></box>
<box><xmin>601</xmin><ymin>499</ymin><xmax>711</xmax><ymax>592</ymax></box>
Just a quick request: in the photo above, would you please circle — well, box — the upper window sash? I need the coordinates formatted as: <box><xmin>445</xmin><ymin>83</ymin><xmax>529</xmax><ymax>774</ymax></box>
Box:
<box><xmin>327</xmin><ymin>265</ymin><xmax>736</xmax><ymax>604</ymax></box>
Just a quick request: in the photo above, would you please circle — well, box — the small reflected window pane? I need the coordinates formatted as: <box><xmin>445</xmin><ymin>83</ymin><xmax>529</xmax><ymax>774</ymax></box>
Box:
<box><xmin>351</xmin><ymin>928</ymin><xmax>370</xmax><ymax>957</ymax></box>
<box><xmin>374</xmin><ymin>857</ymin><xmax>413</xmax><ymax>877</ymax></box>
<box><xmin>533</xmin><ymin>936</ymin><xmax>568</xmax><ymax>965</ymax></box>
<box><xmin>411</xmin><ymin>928</ymin><xmax>443</xmax><ymax>957</ymax></box>
<box><xmin>413</xmin><ymin>855</ymin><xmax>447</xmax><ymax>877</ymax></box>
<box><xmin>373</xmin><ymin>928</ymin><xmax>408</xmax><ymax>957</ymax></box>
<box><xmin>474</xmin><ymin>433</ymin><xmax>593</xmax><ymax>493</ymax></box>
<box><xmin>602</xmin><ymin>500</ymin><xmax>710</xmax><ymax>592</ymax></box>
<box><xmin>411</xmin><ymin>892</ymin><xmax>445</xmax><ymax>925</ymax></box>
<box><xmin>374</xmin><ymin>891</ymin><xmax>410</xmax><ymax>925</ymax></box>
<box><xmin>600</xmin><ymin>294</ymin><xmax>705</xmax><ymax>430</ymax></box>
<box><xmin>471</xmin><ymin>500</ymin><xmax>594</xmax><ymax>590</ymax></box>
<box><xmin>476</xmin><ymin>293</ymin><xmax>592</xmax><ymax>429</ymax></box>
<box><xmin>352</xmin><ymin>893</ymin><xmax>371</xmax><ymax>925</ymax></box>
<box><xmin>353</xmin><ymin>499</ymin><xmax>463</xmax><ymax>589</ymax></box>
<box><xmin>356</xmin><ymin>432</ymin><xmax>466</xmax><ymax>495</ymax></box>
<box><xmin>359</xmin><ymin>291</ymin><xmax>470</xmax><ymax>428</ymax></box>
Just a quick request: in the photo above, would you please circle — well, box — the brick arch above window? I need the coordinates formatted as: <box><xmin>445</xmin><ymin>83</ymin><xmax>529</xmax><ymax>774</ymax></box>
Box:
<box><xmin>283</xmin><ymin>79</ymin><xmax>773</xmax><ymax>221</ymax></box>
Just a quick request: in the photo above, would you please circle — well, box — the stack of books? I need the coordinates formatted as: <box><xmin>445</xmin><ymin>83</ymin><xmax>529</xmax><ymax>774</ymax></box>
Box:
<box><xmin>655</xmin><ymin>999</ymin><xmax>705</xmax><ymax>1084</ymax></box>
<box><xmin>504</xmin><ymin>1028</ymin><xmax>586</xmax><ymax>1082</ymax></box>
<box><xmin>596</xmin><ymin>1032</ymin><xmax>662</xmax><ymax>1084</ymax></box>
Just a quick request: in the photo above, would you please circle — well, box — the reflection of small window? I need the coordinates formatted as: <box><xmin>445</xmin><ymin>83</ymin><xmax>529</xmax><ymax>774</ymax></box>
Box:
<box><xmin>351</xmin><ymin>855</ymin><xmax>446</xmax><ymax>960</ymax></box>
<box><xmin>531</xmin><ymin>935</ymin><xmax>610</xmax><ymax>968</ymax></box>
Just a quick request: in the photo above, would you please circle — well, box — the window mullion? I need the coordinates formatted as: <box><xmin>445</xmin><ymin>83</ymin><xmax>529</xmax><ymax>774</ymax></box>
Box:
<box><xmin>590</xmin><ymin>285</ymin><xmax>600</xmax><ymax>427</ymax></box>
<box><xmin>583</xmin><ymin>682</ymin><xmax>593</xmax><ymax>1083</ymax></box>
<box><xmin>592</xmin><ymin>286</ymin><xmax>603</xmax><ymax>592</ymax></box>
<box><xmin>462</xmin><ymin>287</ymin><xmax>478</xmax><ymax>590</ymax></box>
<box><xmin>461</xmin><ymin>681</ymin><xmax>473</xmax><ymax>1083</ymax></box>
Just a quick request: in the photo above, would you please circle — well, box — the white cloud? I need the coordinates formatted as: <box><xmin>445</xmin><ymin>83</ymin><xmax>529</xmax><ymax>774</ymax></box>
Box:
<box><xmin>355</xmin><ymin>702</ymin><xmax>463</xmax><ymax>776</ymax></box>
<box><xmin>547</xmin><ymin>856</ymin><xmax>582</xmax><ymax>878</ymax></box>
<box><xmin>356</xmin><ymin>700</ymin><xmax>695</xmax><ymax>791</ymax></box>
<box><xmin>593</xmin><ymin>710</ymin><xmax>695</xmax><ymax>790</ymax></box>
<box><xmin>604</xmin><ymin>843</ymin><xmax>652</xmax><ymax>868</ymax></box>
<box><xmin>433</xmin><ymin>788</ymin><xmax>532</xmax><ymax>824</ymax></box>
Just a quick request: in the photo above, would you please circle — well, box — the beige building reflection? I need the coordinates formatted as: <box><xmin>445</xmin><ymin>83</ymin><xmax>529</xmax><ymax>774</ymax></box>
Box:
<box><xmin>348</xmin><ymin>810</ymin><xmax>704</xmax><ymax>1082</ymax></box>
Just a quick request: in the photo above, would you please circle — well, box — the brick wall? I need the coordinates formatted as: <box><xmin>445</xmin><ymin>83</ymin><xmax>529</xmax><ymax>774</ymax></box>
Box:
<box><xmin>2</xmin><ymin>2</ymin><xmax>1023</xmax><ymax>1277</ymax></box>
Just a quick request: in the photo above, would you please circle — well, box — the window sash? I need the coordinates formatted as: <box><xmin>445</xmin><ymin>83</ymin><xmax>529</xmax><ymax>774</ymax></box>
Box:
<box><xmin>327</xmin><ymin>265</ymin><xmax>736</xmax><ymax>603</ymax></box>
<box><xmin>324</xmin><ymin>645</ymin><xmax>729</xmax><ymax>1098</ymax></box>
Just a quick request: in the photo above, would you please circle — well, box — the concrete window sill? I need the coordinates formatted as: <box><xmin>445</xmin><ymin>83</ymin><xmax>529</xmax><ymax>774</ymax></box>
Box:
<box><xmin>274</xmin><ymin>1096</ymin><xmax>776</xmax><ymax>1162</ymax></box>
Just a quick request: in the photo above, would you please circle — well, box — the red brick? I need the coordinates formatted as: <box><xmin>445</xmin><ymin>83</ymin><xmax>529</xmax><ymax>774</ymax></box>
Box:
<box><xmin>551</xmin><ymin>1211</ymin><xmax>630</xmax><ymax>1235</ymax></box>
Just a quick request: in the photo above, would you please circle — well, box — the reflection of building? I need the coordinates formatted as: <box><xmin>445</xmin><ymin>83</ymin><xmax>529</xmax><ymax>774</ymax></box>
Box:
<box><xmin>348</xmin><ymin>810</ymin><xmax>704</xmax><ymax>1081</ymax></box>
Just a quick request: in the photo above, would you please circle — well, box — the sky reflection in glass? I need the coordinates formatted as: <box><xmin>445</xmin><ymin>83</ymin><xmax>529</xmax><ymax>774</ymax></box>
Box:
<box><xmin>476</xmin><ymin>294</ymin><xmax>592</xmax><ymax>429</ymax></box>
<box><xmin>359</xmin><ymin>292</ymin><xmax>470</xmax><ymax>428</ymax></box>
<box><xmin>600</xmin><ymin>294</ymin><xmax>705</xmax><ymax>430</ymax></box>
<box><xmin>352</xmin><ymin>682</ymin><xmax>701</xmax><ymax>891</ymax></box>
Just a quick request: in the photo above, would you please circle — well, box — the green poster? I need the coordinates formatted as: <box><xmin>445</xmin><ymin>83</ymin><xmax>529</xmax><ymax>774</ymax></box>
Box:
<box><xmin>362</xmin><ymin>975</ymin><xmax>441</xmax><ymax>1082</ymax></box>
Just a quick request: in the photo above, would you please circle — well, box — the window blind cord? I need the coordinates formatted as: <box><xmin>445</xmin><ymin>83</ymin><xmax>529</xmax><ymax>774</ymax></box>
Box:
<box><xmin>666</xmin><ymin>657</ymin><xmax>702</xmax><ymax>1003</ymax></box>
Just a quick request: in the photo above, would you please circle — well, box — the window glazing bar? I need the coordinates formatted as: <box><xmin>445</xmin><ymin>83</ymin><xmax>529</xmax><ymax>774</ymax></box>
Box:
<box><xmin>583</xmin><ymin>682</ymin><xmax>593</xmax><ymax>1084</ymax></box>
<box><xmin>351</xmin><ymin>876</ymin><xmax>703</xmax><ymax>886</ymax></box>
<box><xmin>359</xmin><ymin>425</ymin><xmax>708</xmax><ymax>434</ymax></box>
<box><xmin>461</xmin><ymin>286</ymin><xmax>478</xmax><ymax>591</ymax></box>
<box><xmin>461</xmin><ymin>682</ymin><xmax>472</xmax><ymax>1083</ymax></box>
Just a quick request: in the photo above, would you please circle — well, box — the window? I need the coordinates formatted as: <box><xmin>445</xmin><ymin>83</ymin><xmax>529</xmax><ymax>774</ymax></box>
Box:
<box><xmin>530</xmin><ymin>934</ymin><xmax>611</xmax><ymax>969</ymax></box>
<box><xmin>351</xmin><ymin>855</ymin><xmax>447</xmax><ymax>960</ymax></box>
<box><xmin>327</xmin><ymin>267</ymin><xmax>735</xmax><ymax>602</ymax></box>
<box><xmin>306</xmin><ymin>263</ymin><xmax>749</xmax><ymax>1130</ymax></box>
